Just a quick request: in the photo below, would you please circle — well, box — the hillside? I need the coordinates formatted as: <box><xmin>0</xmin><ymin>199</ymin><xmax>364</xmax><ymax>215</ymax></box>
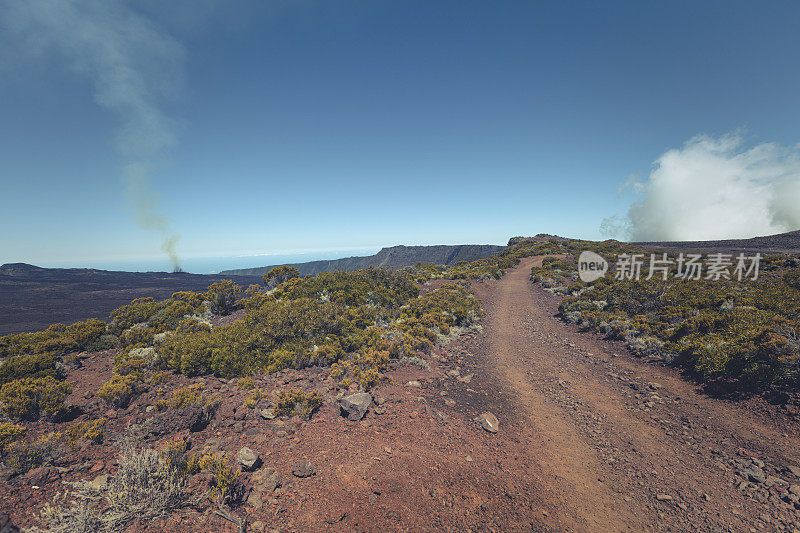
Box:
<box><xmin>219</xmin><ymin>244</ymin><xmax>507</xmax><ymax>277</ymax></box>
<box><xmin>636</xmin><ymin>229</ymin><xmax>800</xmax><ymax>254</ymax></box>
<box><xmin>0</xmin><ymin>263</ymin><xmax>261</xmax><ymax>335</ymax></box>
<box><xmin>2</xmin><ymin>241</ymin><xmax>799</xmax><ymax>532</ymax></box>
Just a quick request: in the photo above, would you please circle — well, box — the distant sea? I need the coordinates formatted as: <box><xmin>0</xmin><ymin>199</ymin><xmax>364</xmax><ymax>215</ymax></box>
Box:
<box><xmin>35</xmin><ymin>248</ymin><xmax>382</xmax><ymax>275</ymax></box>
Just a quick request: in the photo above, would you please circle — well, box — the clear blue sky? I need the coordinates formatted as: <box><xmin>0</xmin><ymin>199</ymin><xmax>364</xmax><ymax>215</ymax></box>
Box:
<box><xmin>2</xmin><ymin>1</ymin><xmax>799</xmax><ymax>271</ymax></box>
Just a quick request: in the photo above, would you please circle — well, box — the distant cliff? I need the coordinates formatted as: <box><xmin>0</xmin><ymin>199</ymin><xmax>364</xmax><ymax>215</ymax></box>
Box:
<box><xmin>219</xmin><ymin>244</ymin><xmax>507</xmax><ymax>277</ymax></box>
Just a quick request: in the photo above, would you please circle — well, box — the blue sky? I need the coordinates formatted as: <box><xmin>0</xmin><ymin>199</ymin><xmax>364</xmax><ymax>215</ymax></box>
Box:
<box><xmin>2</xmin><ymin>1</ymin><xmax>799</xmax><ymax>272</ymax></box>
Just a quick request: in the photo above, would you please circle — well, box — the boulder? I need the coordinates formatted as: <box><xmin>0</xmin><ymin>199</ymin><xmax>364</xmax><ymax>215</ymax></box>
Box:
<box><xmin>26</xmin><ymin>466</ymin><xmax>59</xmax><ymax>486</ymax></box>
<box><xmin>292</xmin><ymin>461</ymin><xmax>317</xmax><ymax>478</ymax></box>
<box><xmin>474</xmin><ymin>412</ymin><xmax>499</xmax><ymax>433</ymax></box>
<box><xmin>147</xmin><ymin>405</ymin><xmax>207</xmax><ymax>437</ymax></box>
<box><xmin>236</xmin><ymin>447</ymin><xmax>261</xmax><ymax>471</ymax></box>
<box><xmin>339</xmin><ymin>392</ymin><xmax>372</xmax><ymax>421</ymax></box>
<box><xmin>252</xmin><ymin>466</ymin><xmax>282</xmax><ymax>493</ymax></box>
<box><xmin>0</xmin><ymin>512</ymin><xmax>20</xmax><ymax>533</ymax></box>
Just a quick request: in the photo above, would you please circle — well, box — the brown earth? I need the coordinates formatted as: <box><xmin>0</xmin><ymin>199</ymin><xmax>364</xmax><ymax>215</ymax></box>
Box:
<box><xmin>4</xmin><ymin>257</ymin><xmax>800</xmax><ymax>532</ymax></box>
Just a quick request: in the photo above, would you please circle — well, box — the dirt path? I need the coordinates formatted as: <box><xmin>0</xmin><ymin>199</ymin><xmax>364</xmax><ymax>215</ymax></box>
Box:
<box><xmin>467</xmin><ymin>256</ymin><xmax>800</xmax><ymax>532</ymax></box>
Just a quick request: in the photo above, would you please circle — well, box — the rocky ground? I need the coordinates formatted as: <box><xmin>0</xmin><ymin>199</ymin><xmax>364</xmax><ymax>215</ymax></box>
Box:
<box><xmin>2</xmin><ymin>257</ymin><xmax>800</xmax><ymax>532</ymax></box>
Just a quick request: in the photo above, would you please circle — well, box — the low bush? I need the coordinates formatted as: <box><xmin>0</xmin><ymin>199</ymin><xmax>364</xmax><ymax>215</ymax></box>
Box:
<box><xmin>154</xmin><ymin>384</ymin><xmax>220</xmax><ymax>419</ymax></box>
<box><xmin>274</xmin><ymin>389</ymin><xmax>323</xmax><ymax>419</ymax></box>
<box><xmin>197</xmin><ymin>452</ymin><xmax>240</xmax><ymax>505</ymax></box>
<box><xmin>263</xmin><ymin>265</ymin><xmax>300</xmax><ymax>289</ymax></box>
<box><xmin>97</xmin><ymin>374</ymin><xmax>141</xmax><ymax>408</ymax></box>
<box><xmin>0</xmin><ymin>352</ymin><xmax>60</xmax><ymax>386</ymax></box>
<box><xmin>0</xmin><ymin>319</ymin><xmax>107</xmax><ymax>359</ymax></box>
<box><xmin>102</xmin><ymin>437</ymin><xmax>191</xmax><ymax>530</ymax></box>
<box><xmin>0</xmin><ymin>376</ymin><xmax>71</xmax><ymax>420</ymax></box>
<box><xmin>0</xmin><ymin>422</ymin><xmax>25</xmax><ymax>455</ymax></box>
<box><xmin>205</xmin><ymin>280</ymin><xmax>242</xmax><ymax>315</ymax></box>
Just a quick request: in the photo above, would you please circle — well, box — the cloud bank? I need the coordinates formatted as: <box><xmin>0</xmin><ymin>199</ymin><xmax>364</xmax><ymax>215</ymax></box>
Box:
<box><xmin>2</xmin><ymin>0</ymin><xmax>184</xmax><ymax>269</ymax></box>
<box><xmin>602</xmin><ymin>133</ymin><xmax>800</xmax><ymax>242</ymax></box>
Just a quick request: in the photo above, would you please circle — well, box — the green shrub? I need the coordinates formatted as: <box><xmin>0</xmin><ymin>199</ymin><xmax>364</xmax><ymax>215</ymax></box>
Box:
<box><xmin>0</xmin><ymin>319</ymin><xmax>107</xmax><ymax>359</ymax></box>
<box><xmin>0</xmin><ymin>376</ymin><xmax>72</xmax><ymax>420</ymax></box>
<box><xmin>97</xmin><ymin>374</ymin><xmax>141</xmax><ymax>408</ymax></box>
<box><xmin>274</xmin><ymin>389</ymin><xmax>323</xmax><ymax>419</ymax></box>
<box><xmin>273</xmin><ymin>267</ymin><xmax>419</xmax><ymax>308</ymax></box>
<box><xmin>0</xmin><ymin>352</ymin><xmax>60</xmax><ymax>386</ymax></box>
<box><xmin>263</xmin><ymin>265</ymin><xmax>300</xmax><ymax>289</ymax></box>
<box><xmin>205</xmin><ymin>280</ymin><xmax>242</xmax><ymax>315</ymax></box>
<box><xmin>0</xmin><ymin>422</ymin><xmax>25</xmax><ymax>454</ymax></box>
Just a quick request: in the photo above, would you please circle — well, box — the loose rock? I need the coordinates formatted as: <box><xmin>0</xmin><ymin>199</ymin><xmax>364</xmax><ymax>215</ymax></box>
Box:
<box><xmin>236</xmin><ymin>447</ymin><xmax>261</xmax><ymax>471</ymax></box>
<box><xmin>292</xmin><ymin>461</ymin><xmax>317</xmax><ymax>478</ymax></box>
<box><xmin>340</xmin><ymin>392</ymin><xmax>373</xmax><ymax>421</ymax></box>
<box><xmin>475</xmin><ymin>412</ymin><xmax>499</xmax><ymax>433</ymax></box>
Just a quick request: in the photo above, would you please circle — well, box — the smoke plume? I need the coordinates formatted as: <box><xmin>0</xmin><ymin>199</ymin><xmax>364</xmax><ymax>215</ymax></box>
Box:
<box><xmin>2</xmin><ymin>0</ymin><xmax>184</xmax><ymax>269</ymax></box>
<box><xmin>602</xmin><ymin>133</ymin><xmax>800</xmax><ymax>241</ymax></box>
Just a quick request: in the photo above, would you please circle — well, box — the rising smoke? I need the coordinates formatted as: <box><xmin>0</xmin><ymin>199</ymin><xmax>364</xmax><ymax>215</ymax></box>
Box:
<box><xmin>602</xmin><ymin>133</ymin><xmax>800</xmax><ymax>242</ymax></box>
<box><xmin>2</xmin><ymin>0</ymin><xmax>184</xmax><ymax>270</ymax></box>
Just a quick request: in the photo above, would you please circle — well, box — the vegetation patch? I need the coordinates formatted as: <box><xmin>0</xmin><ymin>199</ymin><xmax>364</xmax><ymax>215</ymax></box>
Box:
<box><xmin>274</xmin><ymin>389</ymin><xmax>323</xmax><ymax>419</ymax></box>
<box><xmin>0</xmin><ymin>376</ymin><xmax>72</xmax><ymax>420</ymax></box>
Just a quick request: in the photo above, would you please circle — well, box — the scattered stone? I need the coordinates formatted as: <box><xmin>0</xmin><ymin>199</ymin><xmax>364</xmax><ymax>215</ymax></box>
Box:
<box><xmin>236</xmin><ymin>447</ymin><xmax>261</xmax><ymax>471</ymax></box>
<box><xmin>656</xmin><ymin>494</ymin><xmax>673</xmax><ymax>501</ymax></box>
<box><xmin>252</xmin><ymin>467</ymin><xmax>282</xmax><ymax>493</ymax></box>
<box><xmin>339</xmin><ymin>392</ymin><xmax>373</xmax><ymax>421</ymax></box>
<box><xmin>785</xmin><ymin>465</ymin><xmax>800</xmax><ymax>478</ymax></box>
<box><xmin>406</xmin><ymin>381</ymin><xmax>422</xmax><ymax>388</ymax></box>
<box><xmin>444</xmin><ymin>398</ymin><xmax>456</xmax><ymax>407</ymax></box>
<box><xmin>748</xmin><ymin>469</ymin><xmax>767</xmax><ymax>484</ymax></box>
<box><xmin>27</xmin><ymin>467</ymin><xmax>59</xmax><ymax>486</ymax></box>
<box><xmin>247</xmin><ymin>491</ymin><xmax>263</xmax><ymax>509</ymax></box>
<box><xmin>790</xmin><ymin>485</ymin><xmax>800</xmax><ymax>496</ymax></box>
<box><xmin>0</xmin><ymin>512</ymin><xmax>19</xmax><ymax>533</ymax></box>
<box><xmin>475</xmin><ymin>412</ymin><xmax>499</xmax><ymax>433</ymax></box>
<box><xmin>292</xmin><ymin>461</ymin><xmax>317</xmax><ymax>478</ymax></box>
<box><xmin>148</xmin><ymin>405</ymin><xmax>208</xmax><ymax>435</ymax></box>
<box><xmin>0</xmin><ymin>466</ymin><xmax>16</xmax><ymax>483</ymax></box>
<box><xmin>260</xmin><ymin>408</ymin><xmax>276</xmax><ymax>420</ymax></box>
<box><xmin>90</xmin><ymin>474</ymin><xmax>109</xmax><ymax>490</ymax></box>
<box><xmin>457</xmin><ymin>374</ymin><xmax>473</xmax><ymax>384</ymax></box>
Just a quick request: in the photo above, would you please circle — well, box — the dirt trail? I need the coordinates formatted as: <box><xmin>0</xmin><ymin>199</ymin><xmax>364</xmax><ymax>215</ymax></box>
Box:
<box><xmin>468</xmin><ymin>256</ymin><xmax>800</xmax><ymax>532</ymax></box>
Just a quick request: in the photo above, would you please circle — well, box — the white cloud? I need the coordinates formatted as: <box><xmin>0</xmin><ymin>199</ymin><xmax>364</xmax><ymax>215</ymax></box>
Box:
<box><xmin>603</xmin><ymin>133</ymin><xmax>800</xmax><ymax>241</ymax></box>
